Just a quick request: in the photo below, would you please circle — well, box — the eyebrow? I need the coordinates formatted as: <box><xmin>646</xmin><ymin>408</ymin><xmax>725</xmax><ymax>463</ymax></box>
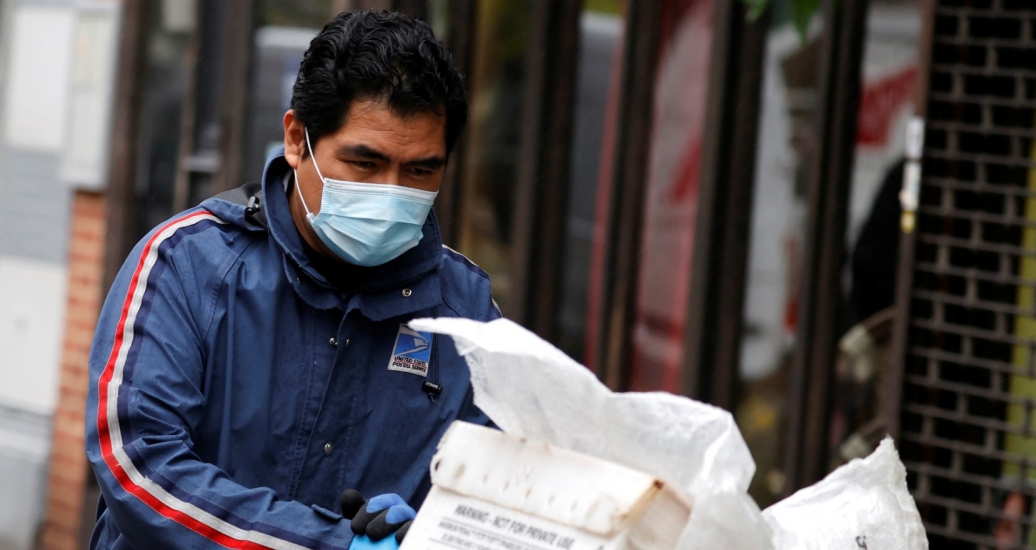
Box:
<box><xmin>405</xmin><ymin>156</ymin><xmax>446</xmax><ymax>170</ymax></box>
<box><xmin>337</xmin><ymin>144</ymin><xmax>390</xmax><ymax>162</ymax></box>
<box><xmin>336</xmin><ymin>144</ymin><xmax>445</xmax><ymax>170</ymax></box>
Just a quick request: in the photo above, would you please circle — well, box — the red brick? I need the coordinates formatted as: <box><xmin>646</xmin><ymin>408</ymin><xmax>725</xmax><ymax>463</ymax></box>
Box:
<box><xmin>42</xmin><ymin>191</ymin><xmax>107</xmax><ymax>549</ymax></box>
<box><xmin>56</xmin><ymin>404</ymin><xmax>86</xmax><ymax>423</ymax></box>
<box><xmin>61</xmin><ymin>356</ymin><xmax>89</xmax><ymax>370</ymax></box>
<box><xmin>65</xmin><ymin>327</ymin><xmax>96</xmax><ymax>347</ymax></box>
<box><xmin>69</xmin><ymin>319</ymin><xmax>100</xmax><ymax>337</ymax></box>
<box><xmin>77</xmin><ymin>201</ymin><xmax>105</xmax><ymax>216</ymax></box>
<box><xmin>57</xmin><ymin>406</ymin><xmax>85</xmax><ymax>424</ymax></box>
<box><xmin>67</xmin><ymin>320</ymin><xmax>97</xmax><ymax>335</ymax></box>
<box><xmin>39</xmin><ymin>526</ymin><xmax>77</xmax><ymax>550</ymax></box>
<box><xmin>50</xmin><ymin>446</ymin><xmax>86</xmax><ymax>468</ymax></box>
<box><xmin>65</xmin><ymin>304</ymin><xmax>98</xmax><ymax>325</ymax></box>
<box><xmin>65</xmin><ymin>352</ymin><xmax>93</xmax><ymax>369</ymax></box>
<box><xmin>46</xmin><ymin>487</ymin><xmax>85</xmax><ymax>514</ymax></box>
<box><xmin>40</xmin><ymin>518</ymin><xmax>74</xmax><ymax>537</ymax></box>
<box><xmin>54</xmin><ymin>411</ymin><xmax>83</xmax><ymax>439</ymax></box>
<box><xmin>57</xmin><ymin>369</ymin><xmax>86</xmax><ymax>388</ymax></box>
<box><xmin>62</xmin><ymin>360</ymin><xmax>91</xmax><ymax>380</ymax></box>
<box><xmin>73</xmin><ymin>209</ymin><xmax>105</xmax><ymax>226</ymax></box>
<box><xmin>63</xmin><ymin>335</ymin><xmax>94</xmax><ymax>357</ymax></box>
<box><xmin>48</xmin><ymin>503</ymin><xmax>84</xmax><ymax>531</ymax></box>
<box><xmin>73</xmin><ymin>248</ymin><xmax>101</xmax><ymax>263</ymax></box>
<box><xmin>68</xmin><ymin>294</ymin><xmax>100</xmax><ymax>310</ymax></box>
<box><xmin>52</xmin><ymin>455</ymin><xmax>86</xmax><ymax>477</ymax></box>
<box><xmin>56</xmin><ymin>396</ymin><xmax>86</xmax><ymax>418</ymax></box>
<box><xmin>56</xmin><ymin>411</ymin><xmax>86</xmax><ymax>430</ymax></box>
<box><xmin>49</xmin><ymin>457</ymin><xmax>85</xmax><ymax>481</ymax></box>
<box><xmin>69</xmin><ymin>252</ymin><xmax>102</xmax><ymax>267</ymax></box>
<box><xmin>49</xmin><ymin>466</ymin><xmax>86</xmax><ymax>491</ymax></box>
<box><xmin>60</xmin><ymin>369</ymin><xmax>89</xmax><ymax>392</ymax></box>
<box><xmin>69</xmin><ymin>275</ymin><xmax>100</xmax><ymax>291</ymax></box>
<box><xmin>71</xmin><ymin>225</ymin><xmax>103</xmax><ymax>240</ymax></box>
<box><xmin>68</xmin><ymin>260</ymin><xmax>99</xmax><ymax>282</ymax></box>
<box><xmin>73</xmin><ymin>196</ymin><xmax>103</xmax><ymax>213</ymax></box>
<box><xmin>61</xmin><ymin>364</ymin><xmax>88</xmax><ymax>383</ymax></box>
<box><xmin>59</xmin><ymin>360</ymin><xmax>89</xmax><ymax>380</ymax></box>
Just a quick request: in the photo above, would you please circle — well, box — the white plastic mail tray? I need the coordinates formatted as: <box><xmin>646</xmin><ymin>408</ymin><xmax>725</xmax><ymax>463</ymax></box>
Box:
<box><xmin>400</xmin><ymin>421</ymin><xmax>693</xmax><ymax>550</ymax></box>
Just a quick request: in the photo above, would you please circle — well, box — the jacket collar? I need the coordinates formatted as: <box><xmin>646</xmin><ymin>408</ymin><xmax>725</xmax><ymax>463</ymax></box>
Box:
<box><xmin>259</xmin><ymin>148</ymin><xmax>443</xmax><ymax>318</ymax></box>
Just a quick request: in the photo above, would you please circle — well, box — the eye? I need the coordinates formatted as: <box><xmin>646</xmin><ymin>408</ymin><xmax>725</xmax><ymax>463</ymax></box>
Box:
<box><xmin>351</xmin><ymin>161</ymin><xmax>376</xmax><ymax>170</ymax></box>
<box><xmin>409</xmin><ymin>168</ymin><xmax>433</xmax><ymax>177</ymax></box>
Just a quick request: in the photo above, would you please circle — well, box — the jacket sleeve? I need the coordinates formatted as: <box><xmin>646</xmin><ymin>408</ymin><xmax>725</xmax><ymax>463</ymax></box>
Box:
<box><xmin>85</xmin><ymin>213</ymin><xmax>353</xmax><ymax>550</ymax></box>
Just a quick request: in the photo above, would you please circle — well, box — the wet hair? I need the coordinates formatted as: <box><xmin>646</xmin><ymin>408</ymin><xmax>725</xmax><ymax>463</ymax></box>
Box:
<box><xmin>291</xmin><ymin>10</ymin><xmax>467</xmax><ymax>157</ymax></box>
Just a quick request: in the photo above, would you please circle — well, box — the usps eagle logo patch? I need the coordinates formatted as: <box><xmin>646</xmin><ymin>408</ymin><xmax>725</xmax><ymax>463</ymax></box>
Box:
<box><xmin>388</xmin><ymin>324</ymin><xmax>433</xmax><ymax>377</ymax></box>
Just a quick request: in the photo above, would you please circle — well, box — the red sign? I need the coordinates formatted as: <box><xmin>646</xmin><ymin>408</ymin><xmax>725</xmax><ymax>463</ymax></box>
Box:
<box><xmin>856</xmin><ymin>65</ymin><xmax>918</xmax><ymax>147</ymax></box>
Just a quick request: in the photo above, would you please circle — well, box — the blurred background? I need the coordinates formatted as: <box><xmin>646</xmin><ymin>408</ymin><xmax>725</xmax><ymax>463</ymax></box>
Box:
<box><xmin>1</xmin><ymin>0</ymin><xmax>1033</xmax><ymax>548</ymax></box>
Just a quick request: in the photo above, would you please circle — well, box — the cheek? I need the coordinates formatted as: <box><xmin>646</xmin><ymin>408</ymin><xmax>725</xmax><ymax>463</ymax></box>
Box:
<box><xmin>307</xmin><ymin>184</ymin><xmax>323</xmax><ymax>213</ymax></box>
<box><xmin>425</xmin><ymin>175</ymin><xmax>444</xmax><ymax>193</ymax></box>
<box><xmin>300</xmin><ymin>165</ymin><xmax>325</xmax><ymax>212</ymax></box>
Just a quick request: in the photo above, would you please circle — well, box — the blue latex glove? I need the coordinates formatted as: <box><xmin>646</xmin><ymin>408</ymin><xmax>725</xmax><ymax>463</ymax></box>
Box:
<box><xmin>342</xmin><ymin>491</ymin><xmax>416</xmax><ymax>543</ymax></box>
<box><xmin>349</xmin><ymin>534</ymin><xmax>400</xmax><ymax>550</ymax></box>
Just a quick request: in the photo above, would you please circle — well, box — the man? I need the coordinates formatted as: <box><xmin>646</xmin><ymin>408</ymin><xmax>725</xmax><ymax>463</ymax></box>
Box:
<box><xmin>85</xmin><ymin>11</ymin><xmax>497</xmax><ymax>549</ymax></box>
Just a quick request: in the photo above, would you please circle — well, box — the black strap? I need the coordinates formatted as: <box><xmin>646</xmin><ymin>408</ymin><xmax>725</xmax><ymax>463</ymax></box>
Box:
<box><xmin>213</xmin><ymin>182</ymin><xmax>268</xmax><ymax>230</ymax></box>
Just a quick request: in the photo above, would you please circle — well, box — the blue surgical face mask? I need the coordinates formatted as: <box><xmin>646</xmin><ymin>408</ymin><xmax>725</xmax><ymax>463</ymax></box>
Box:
<box><xmin>294</xmin><ymin>129</ymin><xmax>437</xmax><ymax>266</ymax></box>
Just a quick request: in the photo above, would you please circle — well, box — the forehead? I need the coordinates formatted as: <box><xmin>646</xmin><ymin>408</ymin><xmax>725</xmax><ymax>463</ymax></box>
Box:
<box><xmin>328</xmin><ymin>99</ymin><xmax>446</xmax><ymax>155</ymax></box>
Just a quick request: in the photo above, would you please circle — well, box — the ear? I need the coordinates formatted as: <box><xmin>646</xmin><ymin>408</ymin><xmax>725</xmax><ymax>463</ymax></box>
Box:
<box><xmin>283</xmin><ymin>110</ymin><xmax>305</xmax><ymax>170</ymax></box>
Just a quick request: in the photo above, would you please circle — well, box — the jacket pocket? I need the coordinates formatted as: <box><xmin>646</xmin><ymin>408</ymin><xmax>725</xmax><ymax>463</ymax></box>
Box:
<box><xmin>310</xmin><ymin>503</ymin><xmax>344</xmax><ymax>523</ymax></box>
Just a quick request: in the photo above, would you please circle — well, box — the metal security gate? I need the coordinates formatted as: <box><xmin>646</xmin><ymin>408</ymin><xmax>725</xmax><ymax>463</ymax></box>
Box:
<box><xmin>892</xmin><ymin>0</ymin><xmax>1036</xmax><ymax>548</ymax></box>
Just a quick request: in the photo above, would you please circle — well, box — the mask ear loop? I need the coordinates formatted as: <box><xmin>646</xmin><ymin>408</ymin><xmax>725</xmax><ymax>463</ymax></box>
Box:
<box><xmin>304</xmin><ymin>127</ymin><xmax>327</xmax><ymax>182</ymax></box>
<box><xmin>294</xmin><ymin>127</ymin><xmax>324</xmax><ymax>219</ymax></box>
<box><xmin>292</xmin><ymin>169</ymin><xmax>314</xmax><ymax>220</ymax></box>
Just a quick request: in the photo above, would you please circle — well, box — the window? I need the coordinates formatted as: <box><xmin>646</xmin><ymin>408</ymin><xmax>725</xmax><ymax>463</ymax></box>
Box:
<box><xmin>454</xmin><ymin>0</ymin><xmax>532</xmax><ymax>314</ymax></box>
<box><xmin>627</xmin><ymin>0</ymin><xmax>716</xmax><ymax>392</ymax></box>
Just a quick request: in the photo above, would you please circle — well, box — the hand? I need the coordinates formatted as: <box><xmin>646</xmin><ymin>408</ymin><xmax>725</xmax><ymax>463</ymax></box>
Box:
<box><xmin>340</xmin><ymin>490</ymin><xmax>416</xmax><ymax>544</ymax></box>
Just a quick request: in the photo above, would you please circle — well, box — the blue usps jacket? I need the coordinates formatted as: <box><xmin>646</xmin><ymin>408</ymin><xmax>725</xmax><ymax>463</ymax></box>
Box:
<box><xmin>85</xmin><ymin>149</ymin><xmax>498</xmax><ymax>549</ymax></box>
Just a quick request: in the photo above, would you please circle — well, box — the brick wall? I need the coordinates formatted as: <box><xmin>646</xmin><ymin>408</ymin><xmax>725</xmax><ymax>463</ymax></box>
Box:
<box><xmin>898</xmin><ymin>2</ymin><xmax>1036</xmax><ymax>547</ymax></box>
<box><xmin>38</xmin><ymin>191</ymin><xmax>106</xmax><ymax>550</ymax></box>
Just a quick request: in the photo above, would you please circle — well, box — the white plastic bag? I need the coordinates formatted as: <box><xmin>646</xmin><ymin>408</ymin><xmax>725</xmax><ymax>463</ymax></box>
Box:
<box><xmin>762</xmin><ymin>437</ymin><xmax>928</xmax><ymax>550</ymax></box>
<box><xmin>410</xmin><ymin>317</ymin><xmax>927</xmax><ymax>550</ymax></box>
<box><xmin>411</xmin><ymin>317</ymin><xmax>771</xmax><ymax>549</ymax></box>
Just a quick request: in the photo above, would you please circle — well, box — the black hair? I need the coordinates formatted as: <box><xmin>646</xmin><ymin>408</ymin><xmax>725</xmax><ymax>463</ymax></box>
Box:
<box><xmin>291</xmin><ymin>10</ymin><xmax>467</xmax><ymax>157</ymax></box>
